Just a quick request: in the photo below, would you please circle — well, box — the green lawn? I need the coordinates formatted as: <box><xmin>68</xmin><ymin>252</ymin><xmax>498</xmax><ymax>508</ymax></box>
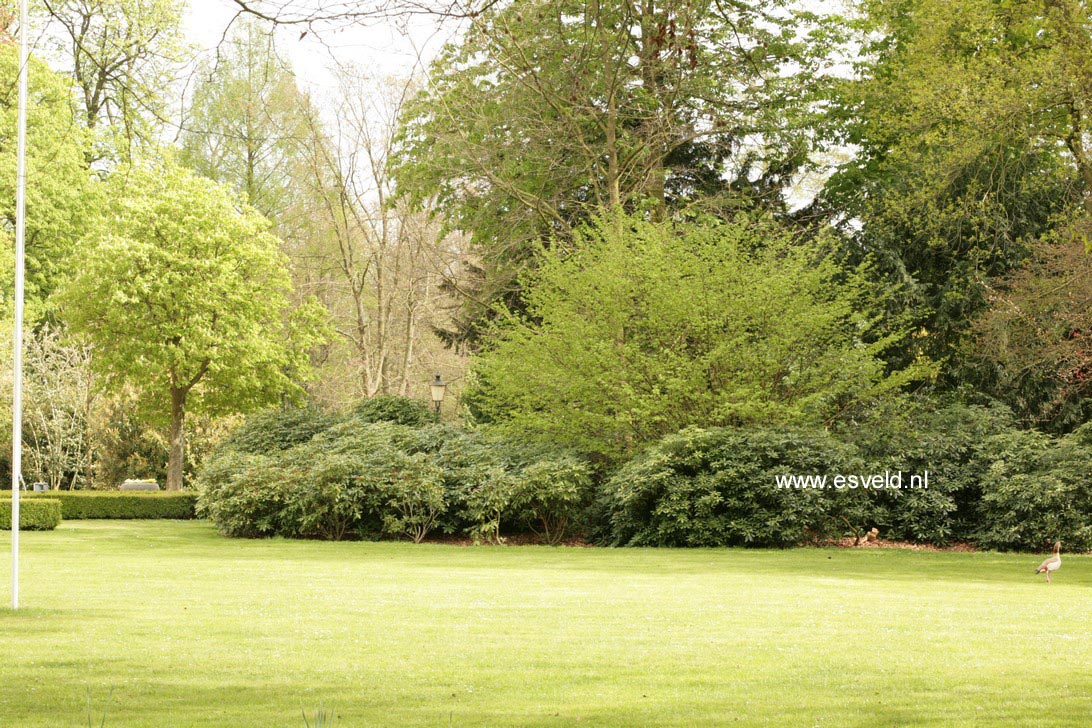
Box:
<box><xmin>1</xmin><ymin>521</ymin><xmax>1089</xmax><ymax>726</ymax></box>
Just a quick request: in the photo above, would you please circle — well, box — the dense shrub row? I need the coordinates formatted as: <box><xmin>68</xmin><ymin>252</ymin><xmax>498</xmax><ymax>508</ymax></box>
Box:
<box><xmin>25</xmin><ymin>491</ymin><xmax>197</xmax><ymax>520</ymax></box>
<box><xmin>198</xmin><ymin>398</ymin><xmax>1092</xmax><ymax>551</ymax></box>
<box><xmin>1</xmin><ymin>498</ymin><xmax>62</xmax><ymax>530</ymax></box>
<box><xmin>604</xmin><ymin>404</ymin><xmax>1092</xmax><ymax>552</ymax></box>
<box><xmin>198</xmin><ymin>411</ymin><xmax>593</xmax><ymax>544</ymax></box>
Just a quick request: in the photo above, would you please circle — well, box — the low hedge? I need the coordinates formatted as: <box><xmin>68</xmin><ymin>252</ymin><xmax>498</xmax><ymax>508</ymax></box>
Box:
<box><xmin>1</xmin><ymin>498</ymin><xmax>62</xmax><ymax>530</ymax></box>
<box><xmin>25</xmin><ymin>491</ymin><xmax>197</xmax><ymax>520</ymax></box>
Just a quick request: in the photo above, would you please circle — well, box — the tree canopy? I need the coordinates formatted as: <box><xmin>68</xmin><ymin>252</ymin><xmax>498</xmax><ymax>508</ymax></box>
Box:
<box><xmin>394</xmin><ymin>0</ymin><xmax>840</xmax><ymax>345</ymax></box>
<box><xmin>0</xmin><ymin>44</ymin><xmax>91</xmax><ymax>306</ymax></box>
<box><xmin>57</xmin><ymin>156</ymin><xmax>328</xmax><ymax>488</ymax></box>
<box><xmin>42</xmin><ymin>0</ymin><xmax>189</xmax><ymax>162</ymax></box>
<box><xmin>817</xmin><ymin>0</ymin><xmax>1090</xmax><ymax>369</ymax></box>
<box><xmin>0</xmin><ymin>0</ymin><xmax>1088</xmax><ymax>489</ymax></box>
<box><xmin>469</xmin><ymin>213</ymin><xmax>933</xmax><ymax>461</ymax></box>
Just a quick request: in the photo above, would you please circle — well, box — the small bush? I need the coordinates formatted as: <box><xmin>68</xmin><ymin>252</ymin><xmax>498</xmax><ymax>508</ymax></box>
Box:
<box><xmin>25</xmin><ymin>491</ymin><xmax>196</xmax><ymax>519</ymax></box>
<box><xmin>433</xmin><ymin>432</ymin><xmax>519</xmax><ymax>543</ymax></box>
<box><xmin>197</xmin><ymin>452</ymin><xmax>288</xmax><ymax>537</ymax></box>
<box><xmin>976</xmin><ymin>424</ymin><xmax>1092</xmax><ymax>551</ymax></box>
<box><xmin>371</xmin><ymin>452</ymin><xmax>446</xmax><ymax>543</ymax></box>
<box><xmin>459</xmin><ymin>467</ymin><xmax>518</xmax><ymax>544</ymax></box>
<box><xmin>1</xmin><ymin>498</ymin><xmax>62</xmax><ymax>530</ymax></box>
<box><xmin>350</xmin><ymin>396</ymin><xmax>437</xmax><ymax>428</ymax></box>
<box><xmin>511</xmin><ymin>455</ymin><xmax>594</xmax><ymax>544</ymax></box>
<box><xmin>278</xmin><ymin>447</ymin><xmax>373</xmax><ymax>541</ymax></box>
<box><xmin>603</xmin><ymin>426</ymin><xmax>865</xmax><ymax>548</ymax></box>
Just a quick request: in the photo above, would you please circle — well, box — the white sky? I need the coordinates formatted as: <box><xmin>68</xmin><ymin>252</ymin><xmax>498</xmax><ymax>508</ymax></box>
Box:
<box><xmin>183</xmin><ymin>0</ymin><xmax>455</xmax><ymax>93</ymax></box>
<box><xmin>179</xmin><ymin>0</ymin><xmax>848</xmax><ymax>209</ymax></box>
<box><xmin>181</xmin><ymin>1</ymin><xmax>849</xmax><ymax>97</ymax></box>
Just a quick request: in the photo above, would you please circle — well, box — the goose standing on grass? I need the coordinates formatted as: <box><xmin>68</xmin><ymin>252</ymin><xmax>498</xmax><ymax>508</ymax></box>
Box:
<box><xmin>1035</xmin><ymin>541</ymin><xmax>1062</xmax><ymax>583</ymax></box>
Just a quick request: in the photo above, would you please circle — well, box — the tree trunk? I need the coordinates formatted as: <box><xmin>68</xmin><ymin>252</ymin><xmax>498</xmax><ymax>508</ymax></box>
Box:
<box><xmin>166</xmin><ymin>386</ymin><xmax>186</xmax><ymax>491</ymax></box>
<box><xmin>640</xmin><ymin>0</ymin><xmax>666</xmax><ymax>221</ymax></box>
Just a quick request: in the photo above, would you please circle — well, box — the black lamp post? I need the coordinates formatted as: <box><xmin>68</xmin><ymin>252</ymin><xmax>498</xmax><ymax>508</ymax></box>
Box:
<box><xmin>429</xmin><ymin>373</ymin><xmax>447</xmax><ymax>415</ymax></box>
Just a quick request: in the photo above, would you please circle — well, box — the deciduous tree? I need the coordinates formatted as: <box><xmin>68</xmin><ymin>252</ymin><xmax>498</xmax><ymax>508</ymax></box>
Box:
<box><xmin>58</xmin><ymin>157</ymin><xmax>328</xmax><ymax>489</ymax></box>
<box><xmin>294</xmin><ymin>67</ymin><xmax>464</xmax><ymax>399</ymax></box>
<box><xmin>0</xmin><ymin>44</ymin><xmax>91</xmax><ymax>304</ymax></box>
<box><xmin>817</xmin><ymin>0</ymin><xmax>1092</xmax><ymax>376</ymax></box>
<box><xmin>470</xmin><ymin>213</ymin><xmax>932</xmax><ymax>461</ymax></box>
<box><xmin>22</xmin><ymin>326</ymin><xmax>97</xmax><ymax>490</ymax></box>
<box><xmin>179</xmin><ymin>18</ymin><xmax>311</xmax><ymax>224</ymax></box>
<box><xmin>969</xmin><ymin>232</ymin><xmax>1092</xmax><ymax>432</ymax></box>
<box><xmin>395</xmin><ymin>0</ymin><xmax>836</xmax><ymax>345</ymax></box>
<box><xmin>41</xmin><ymin>0</ymin><xmax>188</xmax><ymax>162</ymax></box>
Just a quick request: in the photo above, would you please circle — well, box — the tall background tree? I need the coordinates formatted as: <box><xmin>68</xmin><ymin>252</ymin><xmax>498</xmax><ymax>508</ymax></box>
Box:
<box><xmin>179</xmin><ymin>18</ymin><xmax>312</xmax><ymax>224</ymax></box>
<box><xmin>180</xmin><ymin>21</ymin><xmax>467</xmax><ymax>404</ymax></box>
<box><xmin>0</xmin><ymin>44</ymin><xmax>91</xmax><ymax>304</ymax></box>
<box><xmin>293</xmin><ymin>66</ymin><xmax>465</xmax><ymax>399</ymax></box>
<box><xmin>394</xmin><ymin>0</ymin><xmax>839</xmax><ymax>345</ymax></box>
<box><xmin>815</xmin><ymin>0</ymin><xmax>1091</xmax><ymax>421</ymax></box>
<box><xmin>41</xmin><ymin>0</ymin><xmax>189</xmax><ymax>163</ymax></box>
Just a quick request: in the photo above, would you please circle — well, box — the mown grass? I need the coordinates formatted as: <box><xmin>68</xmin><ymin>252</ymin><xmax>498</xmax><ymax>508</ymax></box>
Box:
<box><xmin>1</xmin><ymin>520</ymin><xmax>1089</xmax><ymax>726</ymax></box>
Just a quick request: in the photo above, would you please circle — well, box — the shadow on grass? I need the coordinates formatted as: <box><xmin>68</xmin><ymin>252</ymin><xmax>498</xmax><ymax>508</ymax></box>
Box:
<box><xmin>1</xmin><ymin>678</ymin><xmax>1087</xmax><ymax>728</ymax></box>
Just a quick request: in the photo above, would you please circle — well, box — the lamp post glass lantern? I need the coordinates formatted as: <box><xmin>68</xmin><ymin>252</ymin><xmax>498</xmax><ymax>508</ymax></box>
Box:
<box><xmin>429</xmin><ymin>373</ymin><xmax>447</xmax><ymax>414</ymax></box>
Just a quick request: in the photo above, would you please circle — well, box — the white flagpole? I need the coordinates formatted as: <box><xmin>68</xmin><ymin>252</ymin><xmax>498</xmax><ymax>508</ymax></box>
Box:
<box><xmin>11</xmin><ymin>0</ymin><xmax>29</xmax><ymax>610</ymax></box>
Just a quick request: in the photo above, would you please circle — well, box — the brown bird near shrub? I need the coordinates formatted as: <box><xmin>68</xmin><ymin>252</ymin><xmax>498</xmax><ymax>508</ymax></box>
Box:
<box><xmin>1035</xmin><ymin>541</ymin><xmax>1062</xmax><ymax>583</ymax></box>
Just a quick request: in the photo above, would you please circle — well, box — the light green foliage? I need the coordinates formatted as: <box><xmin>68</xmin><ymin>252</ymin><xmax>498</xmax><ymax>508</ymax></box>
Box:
<box><xmin>57</xmin><ymin>155</ymin><xmax>328</xmax><ymax>488</ymax></box>
<box><xmin>40</xmin><ymin>0</ymin><xmax>189</xmax><ymax>162</ymax></box>
<box><xmin>0</xmin><ymin>48</ymin><xmax>91</xmax><ymax>485</ymax></box>
<box><xmin>59</xmin><ymin>156</ymin><xmax>325</xmax><ymax>418</ymax></box>
<box><xmin>395</xmin><ymin>0</ymin><xmax>837</xmax><ymax>343</ymax></box>
<box><xmin>179</xmin><ymin>18</ymin><xmax>313</xmax><ymax>221</ymax></box>
<box><xmin>0</xmin><ymin>44</ymin><xmax>91</xmax><ymax>304</ymax></box>
<box><xmin>470</xmin><ymin>214</ymin><xmax>932</xmax><ymax>461</ymax></box>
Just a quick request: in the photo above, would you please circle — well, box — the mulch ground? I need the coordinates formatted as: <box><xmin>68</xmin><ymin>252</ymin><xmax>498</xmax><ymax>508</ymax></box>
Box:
<box><xmin>422</xmin><ymin>533</ymin><xmax>980</xmax><ymax>551</ymax></box>
<box><xmin>822</xmin><ymin>536</ymin><xmax>978</xmax><ymax>552</ymax></box>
